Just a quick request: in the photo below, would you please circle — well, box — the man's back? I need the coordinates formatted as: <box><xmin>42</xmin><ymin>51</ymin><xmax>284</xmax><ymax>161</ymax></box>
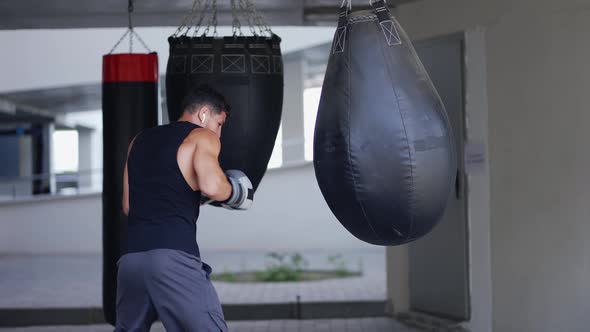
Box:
<box><xmin>126</xmin><ymin>121</ymin><xmax>202</xmax><ymax>257</ymax></box>
<box><xmin>115</xmin><ymin>85</ymin><xmax>248</xmax><ymax>332</ymax></box>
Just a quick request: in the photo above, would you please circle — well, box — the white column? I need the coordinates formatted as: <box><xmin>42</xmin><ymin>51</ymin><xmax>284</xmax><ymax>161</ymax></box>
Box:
<box><xmin>386</xmin><ymin>245</ymin><xmax>410</xmax><ymax>315</ymax></box>
<box><xmin>77</xmin><ymin>128</ymin><xmax>93</xmax><ymax>189</ymax></box>
<box><xmin>461</xmin><ymin>27</ymin><xmax>492</xmax><ymax>332</ymax></box>
<box><xmin>281</xmin><ymin>52</ymin><xmax>306</xmax><ymax>165</ymax></box>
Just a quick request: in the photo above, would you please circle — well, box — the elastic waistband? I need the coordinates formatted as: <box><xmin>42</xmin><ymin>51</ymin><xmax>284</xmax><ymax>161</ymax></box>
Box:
<box><xmin>124</xmin><ymin>223</ymin><xmax>200</xmax><ymax>258</ymax></box>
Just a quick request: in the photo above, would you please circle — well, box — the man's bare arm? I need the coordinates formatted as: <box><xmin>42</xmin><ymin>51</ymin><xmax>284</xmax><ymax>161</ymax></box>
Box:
<box><xmin>193</xmin><ymin>130</ymin><xmax>232</xmax><ymax>201</ymax></box>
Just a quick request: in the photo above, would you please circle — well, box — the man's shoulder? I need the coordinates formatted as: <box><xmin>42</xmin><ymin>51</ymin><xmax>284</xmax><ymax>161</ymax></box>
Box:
<box><xmin>185</xmin><ymin>129</ymin><xmax>220</xmax><ymax>152</ymax></box>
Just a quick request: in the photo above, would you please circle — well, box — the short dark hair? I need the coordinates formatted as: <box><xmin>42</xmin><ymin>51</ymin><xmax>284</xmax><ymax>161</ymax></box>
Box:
<box><xmin>181</xmin><ymin>84</ymin><xmax>231</xmax><ymax>118</ymax></box>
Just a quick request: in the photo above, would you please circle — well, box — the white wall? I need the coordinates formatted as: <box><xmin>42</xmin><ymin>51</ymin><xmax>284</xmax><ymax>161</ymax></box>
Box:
<box><xmin>486</xmin><ymin>3</ymin><xmax>590</xmax><ymax>331</ymax></box>
<box><xmin>388</xmin><ymin>0</ymin><xmax>590</xmax><ymax>331</ymax></box>
<box><xmin>0</xmin><ymin>193</ymin><xmax>103</xmax><ymax>254</ymax></box>
<box><xmin>199</xmin><ymin>164</ymin><xmax>372</xmax><ymax>251</ymax></box>
<box><xmin>0</xmin><ymin>164</ymin><xmax>374</xmax><ymax>254</ymax></box>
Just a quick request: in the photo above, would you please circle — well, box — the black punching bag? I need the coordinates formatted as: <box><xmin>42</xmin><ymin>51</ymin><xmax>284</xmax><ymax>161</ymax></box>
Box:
<box><xmin>166</xmin><ymin>0</ymin><xmax>283</xmax><ymax>192</ymax></box>
<box><xmin>313</xmin><ymin>0</ymin><xmax>456</xmax><ymax>246</ymax></box>
<box><xmin>102</xmin><ymin>53</ymin><xmax>158</xmax><ymax>324</ymax></box>
<box><xmin>166</xmin><ymin>36</ymin><xmax>283</xmax><ymax>191</ymax></box>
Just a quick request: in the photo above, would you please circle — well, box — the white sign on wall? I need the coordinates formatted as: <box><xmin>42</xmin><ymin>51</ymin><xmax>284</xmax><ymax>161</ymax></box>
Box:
<box><xmin>464</xmin><ymin>141</ymin><xmax>487</xmax><ymax>174</ymax></box>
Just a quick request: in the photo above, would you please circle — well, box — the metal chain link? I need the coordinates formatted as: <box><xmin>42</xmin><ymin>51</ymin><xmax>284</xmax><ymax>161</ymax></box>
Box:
<box><xmin>237</xmin><ymin>0</ymin><xmax>257</xmax><ymax>36</ymax></box>
<box><xmin>231</xmin><ymin>0</ymin><xmax>243</xmax><ymax>36</ymax></box>
<box><xmin>129</xmin><ymin>31</ymin><xmax>133</xmax><ymax>53</ymax></box>
<box><xmin>172</xmin><ymin>0</ymin><xmax>203</xmax><ymax>37</ymax></box>
<box><xmin>128</xmin><ymin>0</ymin><xmax>133</xmax><ymax>53</ymax></box>
<box><xmin>183</xmin><ymin>0</ymin><xmax>204</xmax><ymax>35</ymax></box>
<box><xmin>203</xmin><ymin>0</ymin><xmax>219</xmax><ymax>37</ymax></box>
<box><xmin>247</xmin><ymin>0</ymin><xmax>265</xmax><ymax>35</ymax></box>
<box><xmin>109</xmin><ymin>30</ymin><xmax>131</xmax><ymax>54</ymax></box>
<box><xmin>170</xmin><ymin>0</ymin><xmax>273</xmax><ymax>38</ymax></box>
<box><xmin>254</xmin><ymin>0</ymin><xmax>273</xmax><ymax>36</ymax></box>
<box><xmin>109</xmin><ymin>0</ymin><xmax>151</xmax><ymax>54</ymax></box>
<box><xmin>207</xmin><ymin>0</ymin><xmax>217</xmax><ymax>37</ymax></box>
<box><xmin>128</xmin><ymin>0</ymin><xmax>134</xmax><ymax>29</ymax></box>
<box><xmin>194</xmin><ymin>0</ymin><xmax>213</xmax><ymax>36</ymax></box>
<box><xmin>132</xmin><ymin>31</ymin><xmax>151</xmax><ymax>52</ymax></box>
<box><xmin>244</xmin><ymin>0</ymin><xmax>273</xmax><ymax>37</ymax></box>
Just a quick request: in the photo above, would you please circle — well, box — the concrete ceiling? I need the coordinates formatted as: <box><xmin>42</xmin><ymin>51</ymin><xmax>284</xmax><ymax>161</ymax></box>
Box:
<box><xmin>0</xmin><ymin>0</ymin><xmax>420</xmax><ymax>29</ymax></box>
<box><xmin>0</xmin><ymin>84</ymin><xmax>100</xmax><ymax>125</ymax></box>
<box><xmin>2</xmin><ymin>84</ymin><xmax>101</xmax><ymax>114</ymax></box>
<box><xmin>0</xmin><ymin>98</ymin><xmax>55</xmax><ymax>125</ymax></box>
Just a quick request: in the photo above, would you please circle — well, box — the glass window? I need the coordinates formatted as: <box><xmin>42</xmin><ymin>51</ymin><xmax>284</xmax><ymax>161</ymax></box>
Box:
<box><xmin>267</xmin><ymin>124</ymin><xmax>283</xmax><ymax>169</ymax></box>
<box><xmin>51</xmin><ymin>130</ymin><xmax>79</xmax><ymax>173</ymax></box>
<box><xmin>303</xmin><ymin>87</ymin><xmax>322</xmax><ymax>161</ymax></box>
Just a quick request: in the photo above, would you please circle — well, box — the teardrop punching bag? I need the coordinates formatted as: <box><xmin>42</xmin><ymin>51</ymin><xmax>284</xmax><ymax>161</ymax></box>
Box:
<box><xmin>166</xmin><ymin>0</ymin><xmax>283</xmax><ymax>192</ymax></box>
<box><xmin>102</xmin><ymin>51</ymin><xmax>158</xmax><ymax>324</ymax></box>
<box><xmin>313</xmin><ymin>0</ymin><xmax>456</xmax><ymax>246</ymax></box>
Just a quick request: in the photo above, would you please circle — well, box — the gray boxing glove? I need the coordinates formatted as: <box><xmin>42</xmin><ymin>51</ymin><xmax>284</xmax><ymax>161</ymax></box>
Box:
<box><xmin>221</xmin><ymin>170</ymin><xmax>253</xmax><ymax>210</ymax></box>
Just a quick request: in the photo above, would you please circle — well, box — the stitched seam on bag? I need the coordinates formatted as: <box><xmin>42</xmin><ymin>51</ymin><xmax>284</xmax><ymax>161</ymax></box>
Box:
<box><xmin>345</xmin><ymin>24</ymin><xmax>384</xmax><ymax>243</ymax></box>
<box><xmin>350</xmin><ymin>18</ymin><xmax>378</xmax><ymax>25</ymax></box>
<box><xmin>377</xmin><ymin>20</ymin><xmax>415</xmax><ymax>240</ymax></box>
<box><xmin>349</xmin><ymin>15</ymin><xmax>378</xmax><ymax>24</ymax></box>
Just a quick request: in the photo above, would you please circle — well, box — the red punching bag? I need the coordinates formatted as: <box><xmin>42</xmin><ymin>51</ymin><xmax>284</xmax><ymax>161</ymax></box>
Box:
<box><xmin>101</xmin><ymin>1</ymin><xmax>158</xmax><ymax>325</ymax></box>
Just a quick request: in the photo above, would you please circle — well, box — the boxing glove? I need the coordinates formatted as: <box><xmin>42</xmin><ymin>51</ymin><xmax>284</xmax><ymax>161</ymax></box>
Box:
<box><xmin>221</xmin><ymin>170</ymin><xmax>253</xmax><ymax>210</ymax></box>
<box><xmin>200</xmin><ymin>170</ymin><xmax>253</xmax><ymax>210</ymax></box>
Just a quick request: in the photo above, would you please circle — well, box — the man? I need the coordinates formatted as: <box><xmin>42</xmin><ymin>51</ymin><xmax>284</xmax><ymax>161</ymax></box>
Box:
<box><xmin>116</xmin><ymin>85</ymin><xmax>252</xmax><ymax>331</ymax></box>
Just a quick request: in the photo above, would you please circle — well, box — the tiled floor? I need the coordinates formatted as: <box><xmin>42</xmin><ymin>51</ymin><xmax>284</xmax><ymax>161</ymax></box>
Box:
<box><xmin>0</xmin><ymin>249</ymin><xmax>386</xmax><ymax>308</ymax></box>
<box><xmin>0</xmin><ymin>318</ymin><xmax>420</xmax><ymax>332</ymax></box>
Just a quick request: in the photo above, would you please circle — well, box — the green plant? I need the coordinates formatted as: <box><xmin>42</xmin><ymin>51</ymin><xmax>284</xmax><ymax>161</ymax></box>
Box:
<box><xmin>289</xmin><ymin>253</ymin><xmax>309</xmax><ymax>271</ymax></box>
<box><xmin>327</xmin><ymin>253</ymin><xmax>349</xmax><ymax>277</ymax></box>
<box><xmin>211</xmin><ymin>266</ymin><xmax>238</xmax><ymax>282</ymax></box>
<box><xmin>254</xmin><ymin>251</ymin><xmax>309</xmax><ymax>282</ymax></box>
<box><xmin>211</xmin><ymin>272</ymin><xmax>239</xmax><ymax>282</ymax></box>
<box><xmin>212</xmin><ymin>252</ymin><xmax>363</xmax><ymax>283</ymax></box>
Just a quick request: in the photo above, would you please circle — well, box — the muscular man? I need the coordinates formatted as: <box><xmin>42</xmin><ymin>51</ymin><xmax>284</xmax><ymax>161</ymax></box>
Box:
<box><xmin>115</xmin><ymin>85</ymin><xmax>252</xmax><ymax>331</ymax></box>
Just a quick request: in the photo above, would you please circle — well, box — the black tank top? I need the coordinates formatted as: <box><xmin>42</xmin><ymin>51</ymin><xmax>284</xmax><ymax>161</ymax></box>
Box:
<box><xmin>125</xmin><ymin>121</ymin><xmax>201</xmax><ymax>257</ymax></box>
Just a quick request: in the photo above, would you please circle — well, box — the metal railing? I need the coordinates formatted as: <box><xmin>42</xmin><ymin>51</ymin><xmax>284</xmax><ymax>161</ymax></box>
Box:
<box><xmin>0</xmin><ymin>169</ymin><xmax>103</xmax><ymax>201</ymax></box>
<box><xmin>0</xmin><ymin>138</ymin><xmax>312</xmax><ymax>202</ymax></box>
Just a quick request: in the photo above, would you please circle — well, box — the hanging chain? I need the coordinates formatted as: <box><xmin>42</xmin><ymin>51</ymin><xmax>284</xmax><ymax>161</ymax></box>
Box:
<box><xmin>172</xmin><ymin>0</ymin><xmax>202</xmax><ymax>37</ymax></box>
<box><xmin>182</xmin><ymin>0</ymin><xmax>204</xmax><ymax>36</ymax></box>
<box><xmin>231</xmin><ymin>0</ymin><xmax>243</xmax><ymax>36</ymax></box>
<box><xmin>208</xmin><ymin>0</ymin><xmax>219</xmax><ymax>37</ymax></box>
<box><xmin>109</xmin><ymin>30</ymin><xmax>131</xmax><ymax>54</ymax></box>
<box><xmin>244</xmin><ymin>0</ymin><xmax>264</xmax><ymax>35</ymax></box>
<box><xmin>109</xmin><ymin>0</ymin><xmax>151</xmax><ymax>54</ymax></box>
<box><xmin>242</xmin><ymin>0</ymin><xmax>272</xmax><ymax>37</ymax></box>
<box><xmin>251</xmin><ymin>0</ymin><xmax>273</xmax><ymax>36</ymax></box>
<box><xmin>128</xmin><ymin>0</ymin><xmax>133</xmax><ymax>53</ymax></box>
<box><xmin>341</xmin><ymin>0</ymin><xmax>352</xmax><ymax>10</ymax></box>
<box><xmin>193</xmin><ymin>0</ymin><xmax>212</xmax><ymax>36</ymax></box>
<box><xmin>238</xmin><ymin>0</ymin><xmax>258</xmax><ymax>35</ymax></box>
<box><xmin>170</xmin><ymin>0</ymin><xmax>273</xmax><ymax>38</ymax></box>
<box><xmin>132</xmin><ymin>31</ymin><xmax>151</xmax><ymax>52</ymax></box>
<box><xmin>203</xmin><ymin>0</ymin><xmax>218</xmax><ymax>37</ymax></box>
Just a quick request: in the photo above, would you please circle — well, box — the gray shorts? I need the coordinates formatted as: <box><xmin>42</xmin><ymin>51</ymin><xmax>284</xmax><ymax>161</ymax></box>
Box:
<box><xmin>115</xmin><ymin>248</ymin><xmax>227</xmax><ymax>332</ymax></box>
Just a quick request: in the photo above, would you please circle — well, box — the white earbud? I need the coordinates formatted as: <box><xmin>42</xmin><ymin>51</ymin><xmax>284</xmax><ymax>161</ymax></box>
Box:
<box><xmin>201</xmin><ymin>113</ymin><xmax>207</xmax><ymax>124</ymax></box>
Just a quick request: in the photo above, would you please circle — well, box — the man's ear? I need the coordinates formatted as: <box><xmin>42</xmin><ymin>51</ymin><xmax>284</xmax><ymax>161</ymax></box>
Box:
<box><xmin>196</xmin><ymin>106</ymin><xmax>206</xmax><ymax>122</ymax></box>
